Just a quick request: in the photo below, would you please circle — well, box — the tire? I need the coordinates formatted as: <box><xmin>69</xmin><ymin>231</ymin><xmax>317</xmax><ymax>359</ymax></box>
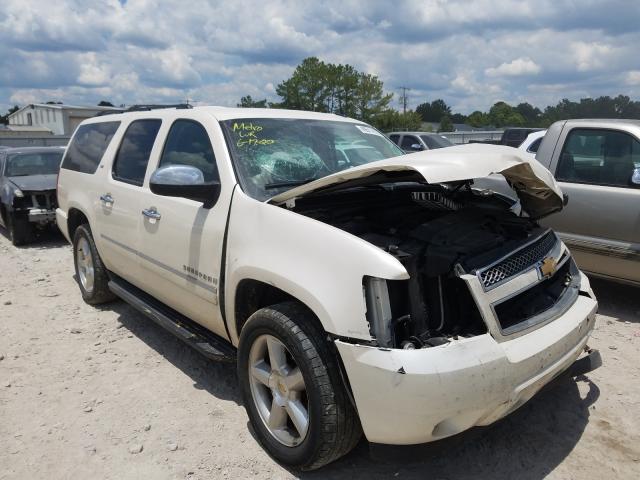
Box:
<box><xmin>238</xmin><ymin>301</ymin><xmax>362</xmax><ymax>470</ymax></box>
<box><xmin>7</xmin><ymin>213</ymin><xmax>30</xmax><ymax>246</ymax></box>
<box><xmin>73</xmin><ymin>224</ymin><xmax>115</xmax><ymax>305</ymax></box>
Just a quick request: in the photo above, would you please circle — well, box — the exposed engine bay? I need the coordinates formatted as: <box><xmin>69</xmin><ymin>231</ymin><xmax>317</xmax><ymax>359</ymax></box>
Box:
<box><xmin>286</xmin><ymin>181</ymin><xmax>551</xmax><ymax>349</ymax></box>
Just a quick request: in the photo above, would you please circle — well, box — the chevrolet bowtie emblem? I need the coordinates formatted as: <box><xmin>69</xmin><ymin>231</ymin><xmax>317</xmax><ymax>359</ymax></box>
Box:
<box><xmin>540</xmin><ymin>257</ymin><xmax>557</xmax><ymax>277</ymax></box>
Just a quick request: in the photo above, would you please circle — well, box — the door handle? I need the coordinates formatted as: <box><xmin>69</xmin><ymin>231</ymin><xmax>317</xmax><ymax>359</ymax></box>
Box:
<box><xmin>100</xmin><ymin>193</ymin><xmax>114</xmax><ymax>206</ymax></box>
<box><xmin>142</xmin><ymin>208</ymin><xmax>161</xmax><ymax>220</ymax></box>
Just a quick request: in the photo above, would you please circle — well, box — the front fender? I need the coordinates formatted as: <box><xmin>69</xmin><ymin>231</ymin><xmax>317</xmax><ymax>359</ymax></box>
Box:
<box><xmin>225</xmin><ymin>189</ymin><xmax>408</xmax><ymax>344</ymax></box>
<box><xmin>1</xmin><ymin>181</ymin><xmax>19</xmax><ymax>211</ymax></box>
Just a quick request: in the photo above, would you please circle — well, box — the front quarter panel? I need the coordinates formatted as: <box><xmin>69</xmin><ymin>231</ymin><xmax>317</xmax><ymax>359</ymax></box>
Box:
<box><xmin>225</xmin><ymin>190</ymin><xmax>409</xmax><ymax>344</ymax></box>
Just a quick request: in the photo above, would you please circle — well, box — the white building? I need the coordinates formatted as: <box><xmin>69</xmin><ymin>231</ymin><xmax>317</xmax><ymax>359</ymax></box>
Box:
<box><xmin>8</xmin><ymin>104</ymin><xmax>120</xmax><ymax>135</ymax></box>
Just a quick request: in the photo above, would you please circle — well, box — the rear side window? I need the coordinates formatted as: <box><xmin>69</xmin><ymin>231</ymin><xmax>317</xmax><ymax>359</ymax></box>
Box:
<box><xmin>527</xmin><ymin>137</ymin><xmax>543</xmax><ymax>153</ymax></box>
<box><xmin>159</xmin><ymin>120</ymin><xmax>218</xmax><ymax>182</ymax></box>
<box><xmin>389</xmin><ymin>134</ymin><xmax>400</xmax><ymax>145</ymax></box>
<box><xmin>61</xmin><ymin>122</ymin><xmax>120</xmax><ymax>174</ymax></box>
<box><xmin>112</xmin><ymin>119</ymin><xmax>162</xmax><ymax>186</ymax></box>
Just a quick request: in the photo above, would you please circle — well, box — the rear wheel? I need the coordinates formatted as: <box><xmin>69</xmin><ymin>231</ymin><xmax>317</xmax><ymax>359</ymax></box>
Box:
<box><xmin>238</xmin><ymin>301</ymin><xmax>362</xmax><ymax>470</ymax></box>
<box><xmin>7</xmin><ymin>213</ymin><xmax>30</xmax><ymax>246</ymax></box>
<box><xmin>73</xmin><ymin>224</ymin><xmax>115</xmax><ymax>304</ymax></box>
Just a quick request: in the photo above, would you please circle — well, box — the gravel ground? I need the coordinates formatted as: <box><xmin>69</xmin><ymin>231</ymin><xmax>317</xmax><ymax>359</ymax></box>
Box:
<box><xmin>1</xmin><ymin>228</ymin><xmax>639</xmax><ymax>480</ymax></box>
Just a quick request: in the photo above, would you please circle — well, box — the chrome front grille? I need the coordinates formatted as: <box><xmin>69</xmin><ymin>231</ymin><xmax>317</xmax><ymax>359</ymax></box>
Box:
<box><xmin>478</xmin><ymin>231</ymin><xmax>557</xmax><ymax>290</ymax></box>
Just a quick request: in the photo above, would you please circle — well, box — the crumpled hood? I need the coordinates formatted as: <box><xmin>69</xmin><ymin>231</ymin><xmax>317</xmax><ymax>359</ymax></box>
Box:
<box><xmin>7</xmin><ymin>174</ymin><xmax>57</xmax><ymax>192</ymax></box>
<box><xmin>268</xmin><ymin>143</ymin><xmax>564</xmax><ymax>219</ymax></box>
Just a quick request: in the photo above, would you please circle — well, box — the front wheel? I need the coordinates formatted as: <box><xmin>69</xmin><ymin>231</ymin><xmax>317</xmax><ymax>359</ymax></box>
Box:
<box><xmin>238</xmin><ymin>302</ymin><xmax>362</xmax><ymax>470</ymax></box>
<box><xmin>7</xmin><ymin>213</ymin><xmax>30</xmax><ymax>246</ymax></box>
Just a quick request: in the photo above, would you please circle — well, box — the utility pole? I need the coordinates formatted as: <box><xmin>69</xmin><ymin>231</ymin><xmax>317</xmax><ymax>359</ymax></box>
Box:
<box><xmin>399</xmin><ymin>86</ymin><xmax>411</xmax><ymax>114</ymax></box>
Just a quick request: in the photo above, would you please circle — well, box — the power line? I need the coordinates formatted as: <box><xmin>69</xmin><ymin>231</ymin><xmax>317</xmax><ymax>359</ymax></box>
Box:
<box><xmin>399</xmin><ymin>86</ymin><xmax>411</xmax><ymax>114</ymax></box>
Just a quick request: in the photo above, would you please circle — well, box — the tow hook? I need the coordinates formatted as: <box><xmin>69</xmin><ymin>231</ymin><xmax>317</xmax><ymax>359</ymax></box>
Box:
<box><xmin>568</xmin><ymin>346</ymin><xmax>602</xmax><ymax>377</ymax></box>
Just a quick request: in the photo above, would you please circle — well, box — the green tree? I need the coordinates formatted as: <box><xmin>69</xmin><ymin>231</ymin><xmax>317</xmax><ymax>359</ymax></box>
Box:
<box><xmin>274</xmin><ymin>57</ymin><xmax>392</xmax><ymax>124</ymax></box>
<box><xmin>438</xmin><ymin>115</ymin><xmax>454</xmax><ymax>132</ymax></box>
<box><xmin>489</xmin><ymin>101</ymin><xmax>525</xmax><ymax>127</ymax></box>
<box><xmin>237</xmin><ymin>95</ymin><xmax>268</xmax><ymax>108</ymax></box>
<box><xmin>98</xmin><ymin>100</ymin><xmax>114</xmax><ymax>107</ymax></box>
<box><xmin>450</xmin><ymin>113</ymin><xmax>467</xmax><ymax>124</ymax></box>
<box><xmin>370</xmin><ymin>110</ymin><xmax>422</xmax><ymax>132</ymax></box>
<box><xmin>467</xmin><ymin>110</ymin><xmax>490</xmax><ymax>128</ymax></box>
<box><xmin>0</xmin><ymin>105</ymin><xmax>19</xmax><ymax>125</ymax></box>
<box><xmin>515</xmin><ymin>102</ymin><xmax>541</xmax><ymax>126</ymax></box>
<box><xmin>275</xmin><ymin>57</ymin><xmax>331</xmax><ymax>111</ymax></box>
<box><xmin>354</xmin><ymin>73</ymin><xmax>393</xmax><ymax>123</ymax></box>
<box><xmin>416</xmin><ymin>98</ymin><xmax>452</xmax><ymax>122</ymax></box>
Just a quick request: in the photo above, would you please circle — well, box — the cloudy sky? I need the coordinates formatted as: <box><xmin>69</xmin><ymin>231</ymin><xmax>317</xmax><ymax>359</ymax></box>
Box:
<box><xmin>2</xmin><ymin>0</ymin><xmax>640</xmax><ymax>115</ymax></box>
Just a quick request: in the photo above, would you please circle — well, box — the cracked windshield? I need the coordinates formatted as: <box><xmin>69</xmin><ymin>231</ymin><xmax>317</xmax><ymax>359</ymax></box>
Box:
<box><xmin>222</xmin><ymin>118</ymin><xmax>403</xmax><ymax>200</ymax></box>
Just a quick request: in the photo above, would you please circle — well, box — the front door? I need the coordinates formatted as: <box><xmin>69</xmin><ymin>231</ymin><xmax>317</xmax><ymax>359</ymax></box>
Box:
<box><xmin>542</xmin><ymin>127</ymin><xmax>640</xmax><ymax>283</ymax></box>
<box><xmin>137</xmin><ymin>117</ymin><xmax>232</xmax><ymax>338</ymax></box>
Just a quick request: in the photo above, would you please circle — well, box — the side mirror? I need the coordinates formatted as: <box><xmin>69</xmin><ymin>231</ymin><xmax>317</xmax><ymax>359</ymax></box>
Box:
<box><xmin>410</xmin><ymin>143</ymin><xmax>424</xmax><ymax>151</ymax></box>
<box><xmin>632</xmin><ymin>167</ymin><xmax>640</xmax><ymax>186</ymax></box>
<box><xmin>150</xmin><ymin>165</ymin><xmax>221</xmax><ymax>208</ymax></box>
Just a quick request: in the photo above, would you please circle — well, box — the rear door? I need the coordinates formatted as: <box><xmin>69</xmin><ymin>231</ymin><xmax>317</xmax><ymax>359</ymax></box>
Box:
<box><xmin>95</xmin><ymin>118</ymin><xmax>162</xmax><ymax>287</ymax></box>
<box><xmin>542</xmin><ymin>127</ymin><xmax>640</xmax><ymax>282</ymax></box>
<box><xmin>136</xmin><ymin>114</ymin><xmax>232</xmax><ymax>338</ymax></box>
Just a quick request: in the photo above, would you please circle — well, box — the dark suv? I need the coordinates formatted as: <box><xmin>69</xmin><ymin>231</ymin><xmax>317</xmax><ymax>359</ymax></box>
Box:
<box><xmin>0</xmin><ymin>146</ymin><xmax>64</xmax><ymax>245</ymax></box>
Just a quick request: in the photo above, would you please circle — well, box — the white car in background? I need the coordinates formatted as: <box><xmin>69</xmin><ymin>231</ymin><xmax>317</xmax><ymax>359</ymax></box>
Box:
<box><xmin>519</xmin><ymin>129</ymin><xmax>547</xmax><ymax>157</ymax></box>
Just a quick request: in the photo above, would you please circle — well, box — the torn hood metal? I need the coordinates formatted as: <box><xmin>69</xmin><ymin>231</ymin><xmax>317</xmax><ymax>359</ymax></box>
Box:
<box><xmin>268</xmin><ymin>143</ymin><xmax>564</xmax><ymax>219</ymax></box>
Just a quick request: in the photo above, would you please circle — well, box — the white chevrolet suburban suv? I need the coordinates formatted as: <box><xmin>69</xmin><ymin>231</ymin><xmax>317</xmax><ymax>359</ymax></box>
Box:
<box><xmin>56</xmin><ymin>106</ymin><xmax>601</xmax><ymax>470</ymax></box>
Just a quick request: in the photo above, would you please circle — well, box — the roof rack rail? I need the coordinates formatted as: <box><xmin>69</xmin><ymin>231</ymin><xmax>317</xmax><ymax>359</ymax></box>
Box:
<box><xmin>126</xmin><ymin>104</ymin><xmax>193</xmax><ymax>112</ymax></box>
<box><xmin>96</xmin><ymin>109</ymin><xmax>125</xmax><ymax>116</ymax></box>
<box><xmin>95</xmin><ymin>104</ymin><xmax>193</xmax><ymax>116</ymax></box>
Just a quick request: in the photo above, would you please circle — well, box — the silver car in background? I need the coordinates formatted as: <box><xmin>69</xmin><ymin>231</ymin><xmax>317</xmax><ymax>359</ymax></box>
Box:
<box><xmin>388</xmin><ymin>131</ymin><xmax>454</xmax><ymax>153</ymax></box>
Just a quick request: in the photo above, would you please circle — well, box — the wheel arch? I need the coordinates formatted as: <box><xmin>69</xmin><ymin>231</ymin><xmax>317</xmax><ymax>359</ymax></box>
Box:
<box><xmin>67</xmin><ymin>207</ymin><xmax>90</xmax><ymax>240</ymax></box>
<box><xmin>232</xmin><ymin>278</ymin><xmax>328</xmax><ymax>346</ymax></box>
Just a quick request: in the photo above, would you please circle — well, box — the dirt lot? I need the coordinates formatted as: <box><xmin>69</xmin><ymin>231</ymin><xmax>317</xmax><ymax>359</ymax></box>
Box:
<box><xmin>1</xmin><ymin>228</ymin><xmax>639</xmax><ymax>480</ymax></box>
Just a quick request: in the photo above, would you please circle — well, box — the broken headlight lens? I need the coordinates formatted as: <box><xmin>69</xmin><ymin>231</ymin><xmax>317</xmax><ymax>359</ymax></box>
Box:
<box><xmin>363</xmin><ymin>277</ymin><xmax>393</xmax><ymax>347</ymax></box>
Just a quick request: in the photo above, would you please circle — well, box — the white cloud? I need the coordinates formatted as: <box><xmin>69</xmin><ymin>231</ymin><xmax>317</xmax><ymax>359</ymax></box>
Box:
<box><xmin>626</xmin><ymin>71</ymin><xmax>640</xmax><ymax>85</ymax></box>
<box><xmin>1</xmin><ymin>0</ymin><xmax>640</xmax><ymax>114</ymax></box>
<box><xmin>486</xmin><ymin>58</ymin><xmax>541</xmax><ymax>77</ymax></box>
<box><xmin>571</xmin><ymin>41</ymin><xmax>614</xmax><ymax>72</ymax></box>
<box><xmin>78</xmin><ymin>53</ymin><xmax>111</xmax><ymax>86</ymax></box>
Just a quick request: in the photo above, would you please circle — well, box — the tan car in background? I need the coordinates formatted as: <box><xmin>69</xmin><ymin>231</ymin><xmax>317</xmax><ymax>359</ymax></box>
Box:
<box><xmin>478</xmin><ymin>119</ymin><xmax>640</xmax><ymax>286</ymax></box>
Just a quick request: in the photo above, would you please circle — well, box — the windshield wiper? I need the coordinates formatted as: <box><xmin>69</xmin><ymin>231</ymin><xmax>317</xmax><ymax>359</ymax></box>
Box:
<box><xmin>264</xmin><ymin>177</ymin><xmax>320</xmax><ymax>190</ymax></box>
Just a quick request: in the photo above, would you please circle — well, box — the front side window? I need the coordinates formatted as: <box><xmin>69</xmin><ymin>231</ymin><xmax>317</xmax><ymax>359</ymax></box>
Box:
<box><xmin>61</xmin><ymin>121</ymin><xmax>120</xmax><ymax>174</ymax></box>
<box><xmin>556</xmin><ymin>128</ymin><xmax>640</xmax><ymax>187</ymax></box>
<box><xmin>400</xmin><ymin>135</ymin><xmax>420</xmax><ymax>150</ymax></box>
<box><xmin>6</xmin><ymin>152</ymin><xmax>63</xmax><ymax>176</ymax></box>
<box><xmin>159</xmin><ymin>120</ymin><xmax>218</xmax><ymax>182</ymax></box>
<box><xmin>221</xmin><ymin>118</ymin><xmax>403</xmax><ymax>200</ymax></box>
<box><xmin>112</xmin><ymin>119</ymin><xmax>162</xmax><ymax>186</ymax></box>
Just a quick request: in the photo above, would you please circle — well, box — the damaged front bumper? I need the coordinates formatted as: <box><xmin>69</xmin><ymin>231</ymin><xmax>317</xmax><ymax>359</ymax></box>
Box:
<box><xmin>336</xmin><ymin>278</ymin><xmax>598</xmax><ymax>445</ymax></box>
<box><xmin>27</xmin><ymin>208</ymin><xmax>56</xmax><ymax>224</ymax></box>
